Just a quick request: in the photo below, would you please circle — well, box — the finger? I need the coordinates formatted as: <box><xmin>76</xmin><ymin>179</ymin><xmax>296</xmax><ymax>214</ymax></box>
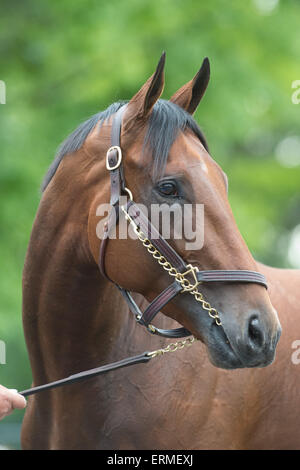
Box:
<box><xmin>0</xmin><ymin>399</ymin><xmax>13</xmax><ymax>420</ymax></box>
<box><xmin>9</xmin><ymin>389</ymin><xmax>27</xmax><ymax>410</ymax></box>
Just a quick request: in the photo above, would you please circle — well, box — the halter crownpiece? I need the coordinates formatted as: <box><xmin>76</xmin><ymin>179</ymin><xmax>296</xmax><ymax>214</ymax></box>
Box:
<box><xmin>99</xmin><ymin>105</ymin><xmax>268</xmax><ymax>338</ymax></box>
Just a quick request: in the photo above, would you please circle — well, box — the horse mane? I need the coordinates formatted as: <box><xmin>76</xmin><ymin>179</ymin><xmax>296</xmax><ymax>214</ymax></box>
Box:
<box><xmin>41</xmin><ymin>99</ymin><xmax>208</xmax><ymax>192</ymax></box>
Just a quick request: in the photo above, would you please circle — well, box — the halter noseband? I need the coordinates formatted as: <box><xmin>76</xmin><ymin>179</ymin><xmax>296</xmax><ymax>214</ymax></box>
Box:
<box><xmin>98</xmin><ymin>105</ymin><xmax>267</xmax><ymax>338</ymax></box>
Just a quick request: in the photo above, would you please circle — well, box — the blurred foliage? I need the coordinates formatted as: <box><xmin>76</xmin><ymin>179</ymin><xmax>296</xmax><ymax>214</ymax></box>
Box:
<box><xmin>0</xmin><ymin>0</ymin><xmax>299</xmax><ymax>436</ymax></box>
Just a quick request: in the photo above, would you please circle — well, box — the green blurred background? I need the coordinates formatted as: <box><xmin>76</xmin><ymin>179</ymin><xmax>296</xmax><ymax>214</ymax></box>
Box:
<box><xmin>0</xmin><ymin>0</ymin><xmax>299</xmax><ymax>448</ymax></box>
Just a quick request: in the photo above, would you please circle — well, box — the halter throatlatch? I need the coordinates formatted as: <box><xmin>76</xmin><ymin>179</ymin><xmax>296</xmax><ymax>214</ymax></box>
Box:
<box><xmin>99</xmin><ymin>105</ymin><xmax>268</xmax><ymax>338</ymax></box>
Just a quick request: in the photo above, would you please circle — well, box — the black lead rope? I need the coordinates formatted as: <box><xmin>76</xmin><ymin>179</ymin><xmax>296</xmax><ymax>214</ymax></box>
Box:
<box><xmin>19</xmin><ymin>352</ymin><xmax>152</xmax><ymax>397</ymax></box>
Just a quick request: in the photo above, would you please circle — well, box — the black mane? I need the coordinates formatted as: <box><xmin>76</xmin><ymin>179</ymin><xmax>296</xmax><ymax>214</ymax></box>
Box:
<box><xmin>41</xmin><ymin>99</ymin><xmax>208</xmax><ymax>192</ymax></box>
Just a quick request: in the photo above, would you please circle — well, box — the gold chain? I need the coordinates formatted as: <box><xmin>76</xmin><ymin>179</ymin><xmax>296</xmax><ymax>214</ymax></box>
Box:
<box><xmin>147</xmin><ymin>337</ymin><xmax>197</xmax><ymax>358</ymax></box>
<box><xmin>121</xmin><ymin>206</ymin><xmax>222</xmax><ymax>326</ymax></box>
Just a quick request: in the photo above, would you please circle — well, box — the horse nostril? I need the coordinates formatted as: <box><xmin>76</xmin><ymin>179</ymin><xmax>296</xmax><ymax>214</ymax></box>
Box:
<box><xmin>248</xmin><ymin>316</ymin><xmax>264</xmax><ymax>350</ymax></box>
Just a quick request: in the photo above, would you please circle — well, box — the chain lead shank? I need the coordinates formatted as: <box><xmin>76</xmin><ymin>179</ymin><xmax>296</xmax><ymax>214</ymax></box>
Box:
<box><xmin>121</xmin><ymin>205</ymin><xmax>222</xmax><ymax>326</ymax></box>
<box><xmin>147</xmin><ymin>337</ymin><xmax>197</xmax><ymax>358</ymax></box>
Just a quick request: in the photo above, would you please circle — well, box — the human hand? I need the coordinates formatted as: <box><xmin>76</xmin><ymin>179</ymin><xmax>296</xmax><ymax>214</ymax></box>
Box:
<box><xmin>0</xmin><ymin>385</ymin><xmax>27</xmax><ymax>420</ymax></box>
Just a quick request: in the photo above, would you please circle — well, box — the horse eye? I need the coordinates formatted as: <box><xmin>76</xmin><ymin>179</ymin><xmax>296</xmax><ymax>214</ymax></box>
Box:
<box><xmin>157</xmin><ymin>181</ymin><xmax>178</xmax><ymax>197</ymax></box>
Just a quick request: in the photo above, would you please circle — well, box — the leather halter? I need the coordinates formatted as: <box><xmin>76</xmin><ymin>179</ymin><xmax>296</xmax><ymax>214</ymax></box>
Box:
<box><xmin>19</xmin><ymin>105</ymin><xmax>268</xmax><ymax>398</ymax></box>
<box><xmin>98</xmin><ymin>105</ymin><xmax>268</xmax><ymax>338</ymax></box>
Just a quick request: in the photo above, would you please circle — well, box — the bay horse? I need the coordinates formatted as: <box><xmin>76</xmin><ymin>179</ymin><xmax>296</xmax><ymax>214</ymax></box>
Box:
<box><xmin>21</xmin><ymin>53</ymin><xmax>300</xmax><ymax>450</ymax></box>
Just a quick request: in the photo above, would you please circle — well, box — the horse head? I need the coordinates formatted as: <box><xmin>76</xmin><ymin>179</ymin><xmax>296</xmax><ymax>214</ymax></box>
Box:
<box><xmin>82</xmin><ymin>53</ymin><xmax>281</xmax><ymax>369</ymax></box>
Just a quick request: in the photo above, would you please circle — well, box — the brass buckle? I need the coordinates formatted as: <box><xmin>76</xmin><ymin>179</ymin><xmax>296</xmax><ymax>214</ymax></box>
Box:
<box><xmin>179</xmin><ymin>264</ymin><xmax>200</xmax><ymax>292</ymax></box>
<box><xmin>147</xmin><ymin>324</ymin><xmax>156</xmax><ymax>334</ymax></box>
<box><xmin>106</xmin><ymin>146</ymin><xmax>122</xmax><ymax>171</ymax></box>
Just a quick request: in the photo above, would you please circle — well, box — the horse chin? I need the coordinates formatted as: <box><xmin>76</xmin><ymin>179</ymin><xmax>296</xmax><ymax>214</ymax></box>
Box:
<box><xmin>186</xmin><ymin>320</ymin><xmax>245</xmax><ymax>369</ymax></box>
<box><xmin>206</xmin><ymin>341</ymin><xmax>245</xmax><ymax>370</ymax></box>
<box><xmin>201</xmin><ymin>322</ymin><xmax>245</xmax><ymax>369</ymax></box>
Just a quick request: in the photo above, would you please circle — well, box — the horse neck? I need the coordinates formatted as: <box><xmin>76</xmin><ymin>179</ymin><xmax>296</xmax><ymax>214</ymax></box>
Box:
<box><xmin>22</xmin><ymin>148</ymin><xmax>135</xmax><ymax>383</ymax></box>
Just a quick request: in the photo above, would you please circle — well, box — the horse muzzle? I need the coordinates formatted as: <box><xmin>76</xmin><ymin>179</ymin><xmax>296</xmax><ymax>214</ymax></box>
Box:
<box><xmin>207</xmin><ymin>309</ymin><xmax>282</xmax><ymax>369</ymax></box>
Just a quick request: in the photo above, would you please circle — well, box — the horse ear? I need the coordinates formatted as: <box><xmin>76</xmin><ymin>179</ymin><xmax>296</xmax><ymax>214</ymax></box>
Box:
<box><xmin>170</xmin><ymin>57</ymin><xmax>210</xmax><ymax>115</ymax></box>
<box><xmin>127</xmin><ymin>52</ymin><xmax>166</xmax><ymax>120</ymax></box>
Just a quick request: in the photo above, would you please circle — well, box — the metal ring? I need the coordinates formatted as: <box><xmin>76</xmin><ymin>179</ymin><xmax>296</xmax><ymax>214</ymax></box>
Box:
<box><xmin>123</xmin><ymin>187</ymin><xmax>133</xmax><ymax>201</ymax></box>
<box><xmin>106</xmin><ymin>146</ymin><xmax>122</xmax><ymax>171</ymax></box>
